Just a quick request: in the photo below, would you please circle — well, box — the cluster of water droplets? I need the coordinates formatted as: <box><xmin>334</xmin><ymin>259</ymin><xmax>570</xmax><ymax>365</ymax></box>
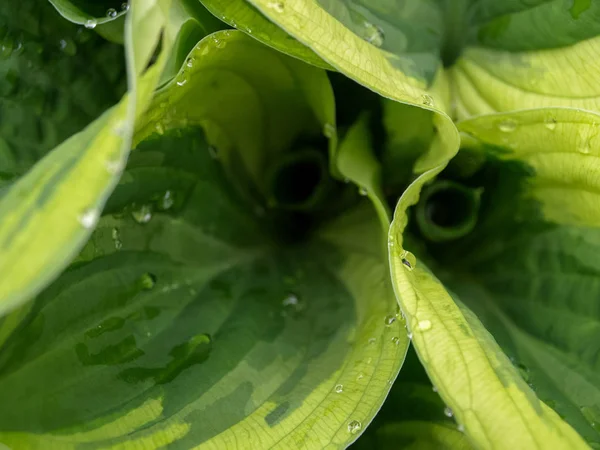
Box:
<box><xmin>84</xmin><ymin>3</ymin><xmax>129</xmax><ymax>29</ymax></box>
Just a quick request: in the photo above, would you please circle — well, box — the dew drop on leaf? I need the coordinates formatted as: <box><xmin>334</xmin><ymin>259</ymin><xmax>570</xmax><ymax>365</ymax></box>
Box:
<box><xmin>407</xmin><ymin>332</ymin><xmax>413</xmax><ymax>339</ymax></box>
<box><xmin>421</xmin><ymin>94</ymin><xmax>434</xmax><ymax>107</ymax></box>
<box><xmin>347</xmin><ymin>420</ymin><xmax>362</xmax><ymax>434</ymax></box>
<box><xmin>544</xmin><ymin>117</ymin><xmax>557</xmax><ymax>131</ymax></box>
<box><xmin>401</xmin><ymin>250</ymin><xmax>416</xmax><ymax>270</ymax></box>
<box><xmin>384</xmin><ymin>314</ymin><xmax>396</xmax><ymax>326</ymax></box>
<box><xmin>458</xmin><ymin>424</ymin><xmax>465</xmax><ymax>432</ymax></box>
<box><xmin>158</xmin><ymin>190</ymin><xmax>174</xmax><ymax>210</ymax></box>
<box><xmin>0</xmin><ymin>37</ymin><xmax>14</xmax><ymax>59</ymax></box>
<box><xmin>112</xmin><ymin>227</ymin><xmax>122</xmax><ymax>250</ymax></box>
<box><xmin>391</xmin><ymin>336</ymin><xmax>400</xmax><ymax>345</ymax></box>
<box><xmin>432</xmin><ymin>385</ymin><xmax>438</xmax><ymax>393</ymax></box>
<box><xmin>186</xmin><ymin>57</ymin><xmax>194</xmax><ymax>68</ymax></box>
<box><xmin>356</xmin><ymin>373</ymin><xmax>364</xmax><ymax>381</ymax></box>
<box><xmin>417</xmin><ymin>319</ymin><xmax>432</xmax><ymax>331</ymax></box>
<box><xmin>267</xmin><ymin>1</ymin><xmax>285</xmax><ymax>13</ymax></box>
<box><xmin>84</xmin><ymin>19</ymin><xmax>97</xmax><ymax>29</ymax></box>
<box><xmin>323</xmin><ymin>123</ymin><xmax>335</xmax><ymax>138</ymax></box>
<box><xmin>444</xmin><ymin>406</ymin><xmax>454</xmax><ymax>418</ymax></box>
<box><xmin>131</xmin><ymin>204</ymin><xmax>153</xmax><ymax>224</ymax></box>
<box><xmin>334</xmin><ymin>384</ymin><xmax>343</xmax><ymax>393</ymax></box>
<box><xmin>363</xmin><ymin>22</ymin><xmax>384</xmax><ymax>47</ymax></box>
<box><xmin>358</xmin><ymin>186</ymin><xmax>368</xmax><ymax>196</ymax></box>
<box><xmin>79</xmin><ymin>209</ymin><xmax>99</xmax><ymax>229</ymax></box>
<box><xmin>121</xmin><ymin>2</ymin><xmax>130</xmax><ymax>12</ymax></box>
<box><xmin>176</xmin><ymin>76</ymin><xmax>188</xmax><ymax>87</ymax></box>
<box><xmin>497</xmin><ymin>119</ymin><xmax>517</xmax><ymax>133</ymax></box>
<box><xmin>368</xmin><ymin>337</ymin><xmax>376</xmax><ymax>344</ymax></box>
<box><xmin>139</xmin><ymin>273</ymin><xmax>157</xmax><ymax>290</ymax></box>
<box><xmin>208</xmin><ymin>145</ymin><xmax>219</xmax><ymax>159</ymax></box>
<box><xmin>106</xmin><ymin>8</ymin><xmax>118</xmax><ymax>18</ymax></box>
<box><xmin>282</xmin><ymin>293</ymin><xmax>303</xmax><ymax>316</ymax></box>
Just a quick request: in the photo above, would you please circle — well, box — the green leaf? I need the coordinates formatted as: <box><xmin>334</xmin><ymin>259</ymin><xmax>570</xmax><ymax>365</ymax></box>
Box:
<box><xmin>451</xmin><ymin>2</ymin><xmax>600</xmax><ymax>118</ymax></box>
<box><xmin>354</xmin><ymin>348</ymin><xmax>473</xmax><ymax>450</ymax></box>
<box><xmin>0</xmin><ymin>133</ymin><xmax>407</xmax><ymax>449</ymax></box>
<box><xmin>0</xmin><ymin>0</ymin><xmax>125</xmax><ymax>181</ymax></box>
<box><xmin>136</xmin><ymin>30</ymin><xmax>337</xmax><ymax>196</ymax></box>
<box><xmin>445</xmin><ymin>108</ymin><xmax>600</xmax><ymax>444</ymax></box>
<box><xmin>199</xmin><ymin>0</ymin><xmax>331</xmax><ymax>69</ymax></box>
<box><xmin>388</xmin><ymin>107</ymin><xmax>600</xmax><ymax>448</ymax></box>
<box><xmin>47</xmin><ymin>0</ymin><xmax>129</xmax><ymax>27</ymax></box>
<box><xmin>0</xmin><ymin>2</ymin><xmax>172</xmax><ymax>317</ymax></box>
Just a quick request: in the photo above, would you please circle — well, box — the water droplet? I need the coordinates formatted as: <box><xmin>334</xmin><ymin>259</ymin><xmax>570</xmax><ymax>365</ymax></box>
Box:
<box><xmin>362</xmin><ymin>22</ymin><xmax>384</xmax><ymax>47</ymax></box>
<box><xmin>106</xmin><ymin>8</ymin><xmax>118</xmax><ymax>18</ymax></box>
<box><xmin>384</xmin><ymin>314</ymin><xmax>396</xmax><ymax>326</ymax></box>
<box><xmin>407</xmin><ymin>332</ymin><xmax>413</xmax><ymax>339</ymax></box>
<box><xmin>112</xmin><ymin>227</ymin><xmax>122</xmax><ymax>250</ymax></box>
<box><xmin>84</xmin><ymin>19</ymin><xmax>97</xmax><ymax>29</ymax></box>
<box><xmin>208</xmin><ymin>145</ymin><xmax>219</xmax><ymax>159</ymax></box>
<box><xmin>544</xmin><ymin>117</ymin><xmax>557</xmax><ymax>131</ymax></box>
<box><xmin>578</xmin><ymin>138</ymin><xmax>592</xmax><ymax>154</ymax></box>
<box><xmin>347</xmin><ymin>420</ymin><xmax>362</xmax><ymax>434</ymax></box>
<box><xmin>154</xmin><ymin>123</ymin><xmax>165</xmax><ymax>135</ymax></box>
<box><xmin>323</xmin><ymin>123</ymin><xmax>335</xmax><ymax>138</ymax></box>
<box><xmin>58</xmin><ymin>38</ymin><xmax>76</xmax><ymax>56</ymax></box>
<box><xmin>0</xmin><ymin>37</ymin><xmax>14</xmax><ymax>59</ymax></box>
<box><xmin>105</xmin><ymin>158</ymin><xmax>124</xmax><ymax>175</ymax></box>
<box><xmin>334</xmin><ymin>384</ymin><xmax>343</xmax><ymax>393</ymax></box>
<box><xmin>498</xmin><ymin>119</ymin><xmax>517</xmax><ymax>133</ymax></box>
<box><xmin>139</xmin><ymin>273</ymin><xmax>157</xmax><ymax>290</ymax></box>
<box><xmin>186</xmin><ymin>57</ymin><xmax>195</xmax><ymax>68</ymax></box>
<box><xmin>357</xmin><ymin>373</ymin><xmax>364</xmax><ymax>381</ymax></box>
<box><xmin>131</xmin><ymin>204</ymin><xmax>153</xmax><ymax>224</ymax></box>
<box><xmin>457</xmin><ymin>424</ymin><xmax>465</xmax><ymax>432</ymax></box>
<box><xmin>176</xmin><ymin>76</ymin><xmax>188</xmax><ymax>87</ymax></box>
<box><xmin>282</xmin><ymin>293</ymin><xmax>304</xmax><ymax>316</ymax></box>
<box><xmin>79</xmin><ymin>209</ymin><xmax>99</xmax><ymax>229</ymax></box>
<box><xmin>391</xmin><ymin>336</ymin><xmax>400</xmax><ymax>345</ymax></box>
<box><xmin>158</xmin><ymin>190</ymin><xmax>174</xmax><ymax>210</ymax></box>
<box><xmin>444</xmin><ymin>406</ymin><xmax>454</xmax><ymax>418</ymax></box>
<box><xmin>432</xmin><ymin>386</ymin><xmax>438</xmax><ymax>393</ymax></box>
<box><xmin>121</xmin><ymin>2</ymin><xmax>130</xmax><ymax>11</ymax></box>
<box><xmin>400</xmin><ymin>250</ymin><xmax>416</xmax><ymax>271</ymax></box>
<box><xmin>368</xmin><ymin>337</ymin><xmax>376</xmax><ymax>344</ymax></box>
<box><xmin>417</xmin><ymin>319</ymin><xmax>432</xmax><ymax>331</ymax></box>
<box><xmin>358</xmin><ymin>187</ymin><xmax>368</xmax><ymax>196</ymax></box>
<box><xmin>421</xmin><ymin>94</ymin><xmax>434</xmax><ymax>107</ymax></box>
<box><xmin>267</xmin><ymin>1</ymin><xmax>285</xmax><ymax>12</ymax></box>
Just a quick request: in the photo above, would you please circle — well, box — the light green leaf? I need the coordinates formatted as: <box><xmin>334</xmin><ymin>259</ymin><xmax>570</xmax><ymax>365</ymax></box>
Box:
<box><xmin>387</xmin><ymin>108</ymin><xmax>595</xmax><ymax>448</ymax></box>
<box><xmin>451</xmin><ymin>1</ymin><xmax>600</xmax><ymax>118</ymax></box>
<box><xmin>335</xmin><ymin>113</ymin><xmax>389</xmax><ymax>227</ymax></box>
<box><xmin>354</xmin><ymin>348</ymin><xmax>473</xmax><ymax>450</ymax></box>
<box><xmin>244</xmin><ymin>0</ymin><xmax>459</xmax><ymax>169</ymax></box>
<box><xmin>0</xmin><ymin>133</ymin><xmax>406</xmax><ymax>449</ymax></box>
<box><xmin>0</xmin><ymin>2</ymin><xmax>172</xmax><ymax>317</ymax></box>
<box><xmin>199</xmin><ymin>0</ymin><xmax>331</xmax><ymax>69</ymax></box>
<box><xmin>439</xmin><ymin>108</ymin><xmax>600</xmax><ymax>444</ymax></box>
<box><xmin>136</xmin><ymin>30</ymin><xmax>336</xmax><ymax>197</ymax></box>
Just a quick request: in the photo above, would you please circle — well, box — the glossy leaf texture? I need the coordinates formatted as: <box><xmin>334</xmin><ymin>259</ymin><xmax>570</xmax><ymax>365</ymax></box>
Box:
<box><xmin>199</xmin><ymin>0</ymin><xmax>331</xmax><ymax>69</ymax></box>
<box><xmin>0</xmin><ymin>1</ymin><xmax>173</xmax><ymax>317</ymax></box>
<box><xmin>0</xmin><ymin>30</ymin><xmax>407</xmax><ymax>449</ymax></box>
<box><xmin>388</xmin><ymin>108</ymin><xmax>600</xmax><ymax>448</ymax></box>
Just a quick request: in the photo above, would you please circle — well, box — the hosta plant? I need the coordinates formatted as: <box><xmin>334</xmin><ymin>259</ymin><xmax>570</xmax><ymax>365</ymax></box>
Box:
<box><xmin>0</xmin><ymin>1</ymin><xmax>599</xmax><ymax>449</ymax></box>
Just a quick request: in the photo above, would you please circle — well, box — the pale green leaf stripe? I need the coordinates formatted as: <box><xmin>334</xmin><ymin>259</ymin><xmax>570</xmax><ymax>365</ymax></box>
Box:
<box><xmin>458</xmin><ymin>108</ymin><xmax>600</xmax><ymax>227</ymax></box>
<box><xmin>200</xmin><ymin>0</ymin><xmax>331</xmax><ymax>69</ymax></box>
<box><xmin>0</xmin><ymin>2</ymin><xmax>171</xmax><ymax>317</ymax></box>
<box><xmin>388</xmin><ymin>176</ymin><xmax>590</xmax><ymax>449</ymax></box>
